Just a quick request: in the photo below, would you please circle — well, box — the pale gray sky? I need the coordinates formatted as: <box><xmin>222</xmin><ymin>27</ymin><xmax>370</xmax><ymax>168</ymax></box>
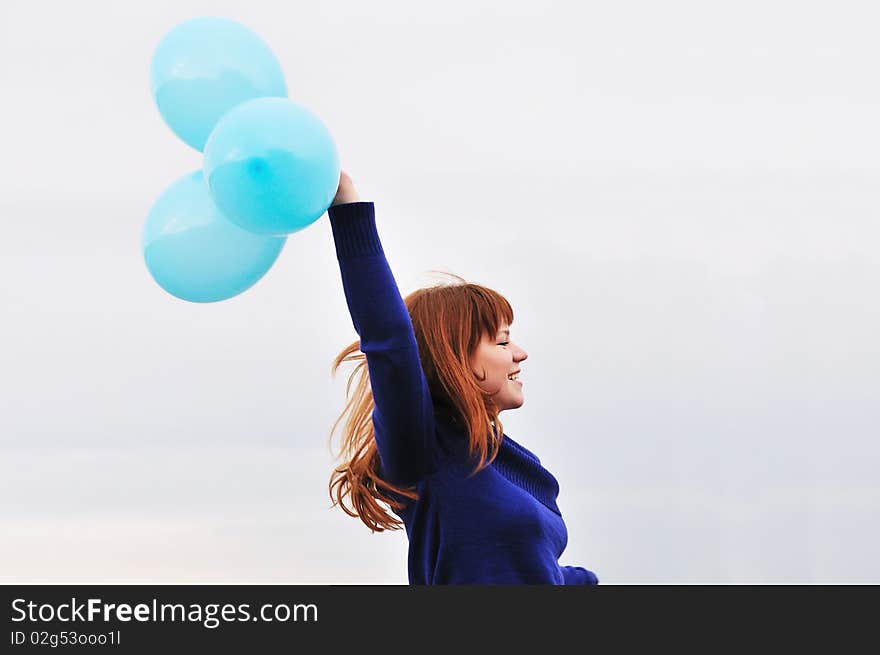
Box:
<box><xmin>1</xmin><ymin>0</ymin><xmax>878</xmax><ymax>583</ymax></box>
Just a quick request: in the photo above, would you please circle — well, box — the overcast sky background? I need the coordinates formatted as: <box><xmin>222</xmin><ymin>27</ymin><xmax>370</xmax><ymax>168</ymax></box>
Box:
<box><xmin>1</xmin><ymin>0</ymin><xmax>878</xmax><ymax>583</ymax></box>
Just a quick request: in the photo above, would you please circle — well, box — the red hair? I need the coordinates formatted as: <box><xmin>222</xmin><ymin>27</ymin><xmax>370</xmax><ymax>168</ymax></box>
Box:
<box><xmin>328</xmin><ymin>273</ymin><xmax>514</xmax><ymax>532</ymax></box>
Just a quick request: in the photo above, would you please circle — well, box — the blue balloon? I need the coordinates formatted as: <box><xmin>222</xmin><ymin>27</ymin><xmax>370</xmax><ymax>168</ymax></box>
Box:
<box><xmin>203</xmin><ymin>97</ymin><xmax>340</xmax><ymax>236</ymax></box>
<box><xmin>150</xmin><ymin>16</ymin><xmax>288</xmax><ymax>151</ymax></box>
<box><xmin>143</xmin><ymin>171</ymin><xmax>286</xmax><ymax>303</ymax></box>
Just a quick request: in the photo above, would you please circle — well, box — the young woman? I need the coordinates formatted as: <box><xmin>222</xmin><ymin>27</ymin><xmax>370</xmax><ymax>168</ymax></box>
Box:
<box><xmin>327</xmin><ymin>170</ymin><xmax>598</xmax><ymax>585</ymax></box>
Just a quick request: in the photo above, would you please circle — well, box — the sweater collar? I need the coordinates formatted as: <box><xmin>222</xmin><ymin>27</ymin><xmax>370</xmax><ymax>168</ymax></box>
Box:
<box><xmin>433</xmin><ymin>407</ymin><xmax>562</xmax><ymax>516</ymax></box>
<box><xmin>494</xmin><ymin>434</ymin><xmax>562</xmax><ymax>517</ymax></box>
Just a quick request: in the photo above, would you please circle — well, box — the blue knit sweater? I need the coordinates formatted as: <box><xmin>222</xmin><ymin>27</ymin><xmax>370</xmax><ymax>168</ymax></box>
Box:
<box><xmin>328</xmin><ymin>201</ymin><xmax>598</xmax><ymax>585</ymax></box>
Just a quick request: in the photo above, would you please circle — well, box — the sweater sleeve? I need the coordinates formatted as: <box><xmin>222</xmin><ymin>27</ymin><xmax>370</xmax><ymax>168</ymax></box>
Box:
<box><xmin>327</xmin><ymin>201</ymin><xmax>437</xmax><ymax>486</ymax></box>
<box><xmin>560</xmin><ymin>565</ymin><xmax>600</xmax><ymax>585</ymax></box>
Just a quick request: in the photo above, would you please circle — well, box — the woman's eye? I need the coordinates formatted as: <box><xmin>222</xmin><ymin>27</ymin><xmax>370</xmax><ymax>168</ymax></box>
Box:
<box><xmin>498</xmin><ymin>341</ymin><xmax>509</xmax><ymax>346</ymax></box>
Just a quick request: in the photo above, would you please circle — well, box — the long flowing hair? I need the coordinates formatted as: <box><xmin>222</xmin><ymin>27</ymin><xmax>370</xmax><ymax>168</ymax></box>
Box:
<box><xmin>328</xmin><ymin>273</ymin><xmax>514</xmax><ymax>532</ymax></box>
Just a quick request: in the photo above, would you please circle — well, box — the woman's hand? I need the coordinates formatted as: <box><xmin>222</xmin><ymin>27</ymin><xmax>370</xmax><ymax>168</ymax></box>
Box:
<box><xmin>331</xmin><ymin>169</ymin><xmax>361</xmax><ymax>207</ymax></box>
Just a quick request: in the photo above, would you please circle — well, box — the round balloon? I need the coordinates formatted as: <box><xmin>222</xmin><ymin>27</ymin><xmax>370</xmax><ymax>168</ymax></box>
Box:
<box><xmin>150</xmin><ymin>16</ymin><xmax>288</xmax><ymax>151</ymax></box>
<box><xmin>203</xmin><ymin>97</ymin><xmax>340</xmax><ymax>236</ymax></box>
<box><xmin>143</xmin><ymin>171</ymin><xmax>286</xmax><ymax>303</ymax></box>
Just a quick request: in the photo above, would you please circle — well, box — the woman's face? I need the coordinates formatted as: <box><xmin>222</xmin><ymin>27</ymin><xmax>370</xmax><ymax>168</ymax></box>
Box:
<box><xmin>469</xmin><ymin>322</ymin><xmax>528</xmax><ymax>411</ymax></box>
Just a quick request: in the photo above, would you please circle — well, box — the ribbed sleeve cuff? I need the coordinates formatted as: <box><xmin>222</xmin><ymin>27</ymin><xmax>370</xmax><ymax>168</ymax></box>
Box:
<box><xmin>327</xmin><ymin>201</ymin><xmax>384</xmax><ymax>260</ymax></box>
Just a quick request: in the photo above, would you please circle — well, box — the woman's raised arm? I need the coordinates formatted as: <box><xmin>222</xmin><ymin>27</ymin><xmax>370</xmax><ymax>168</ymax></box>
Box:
<box><xmin>327</xmin><ymin>171</ymin><xmax>437</xmax><ymax>486</ymax></box>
